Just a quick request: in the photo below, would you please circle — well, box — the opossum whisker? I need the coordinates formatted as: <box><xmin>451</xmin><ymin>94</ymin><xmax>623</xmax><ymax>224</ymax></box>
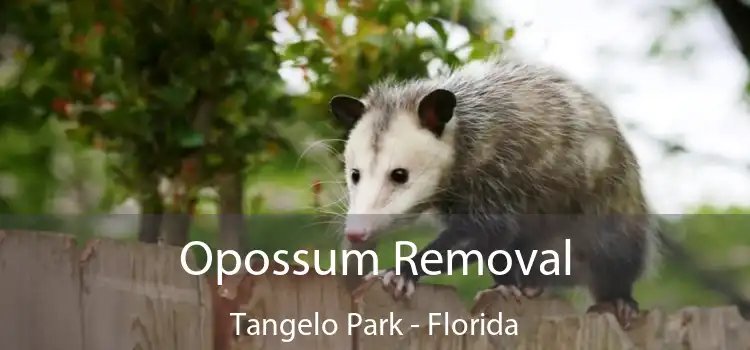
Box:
<box><xmin>296</xmin><ymin>139</ymin><xmax>348</xmax><ymax>196</ymax></box>
<box><xmin>307</xmin><ymin>180</ymin><xmax>345</xmax><ymax>186</ymax></box>
<box><xmin>314</xmin><ymin>208</ymin><xmax>346</xmax><ymax>218</ymax></box>
<box><xmin>304</xmin><ymin>220</ymin><xmax>344</xmax><ymax>228</ymax></box>
<box><xmin>314</xmin><ymin>201</ymin><xmax>346</xmax><ymax>213</ymax></box>
<box><xmin>300</xmin><ymin>199</ymin><xmax>346</xmax><ymax>217</ymax></box>
<box><xmin>302</xmin><ymin>220</ymin><xmax>344</xmax><ymax>240</ymax></box>
<box><xmin>294</xmin><ymin>138</ymin><xmax>345</xmax><ymax>170</ymax></box>
<box><xmin>305</xmin><ymin>201</ymin><xmax>346</xmax><ymax>216</ymax></box>
<box><xmin>332</xmin><ymin>198</ymin><xmax>349</xmax><ymax>214</ymax></box>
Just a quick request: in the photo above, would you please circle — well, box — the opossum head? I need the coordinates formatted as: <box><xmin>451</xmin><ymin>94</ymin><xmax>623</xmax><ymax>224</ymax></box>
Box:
<box><xmin>329</xmin><ymin>89</ymin><xmax>457</xmax><ymax>244</ymax></box>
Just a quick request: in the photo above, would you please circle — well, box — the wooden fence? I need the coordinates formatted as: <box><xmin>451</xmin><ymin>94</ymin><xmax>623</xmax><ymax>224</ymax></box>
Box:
<box><xmin>1</xmin><ymin>230</ymin><xmax>749</xmax><ymax>350</ymax></box>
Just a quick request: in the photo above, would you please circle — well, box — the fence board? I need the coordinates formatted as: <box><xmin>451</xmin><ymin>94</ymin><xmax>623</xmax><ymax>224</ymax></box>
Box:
<box><xmin>526</xmin><ymin>314</ymin><xmax>635</xmax><ymax>349</ymax></box>
<box><xmin>661</xmin><ymin>306</ymin><xmax>750</xmax><ymax>349</ymax></box>
<box><xmin>473</xmin><ymin>293</ymin><xmax>577</xmax><ymax>349</ymax></box>
<box><xmin>354</xmin><ymin>280</ymin><xmax>471</xmax><ymax>350</ymax></box>
<box><xmin>224</xmin><ymin>264</ymin><xmax>352</xmax><ymax>350</ymax></box>
<box><xmin>2</xmin><ymin>230</ymin><xmax>750</xmax><ymax>350</ymax></box>
<box><xmin>395</xmin><ymin>327</ymin><xmax>493</xmax><ymax>350</ymax></box>
<box><xmin>0</xmin><ymin>230</ymin><xmax>84</xmax><ymax>350</ymax></box>
<box><xmin>621</xmin><ymin>309</ymin><xmax>668</xmax><ymax>350</ymax></box>
<box><xmin>0</xmin><ymin>231</ymin><xmax>83</xmax><ymax>350</ymax></box>
<box><xmin>79</xmin><ymin>238</ymin><xmax>212</xmax><ymax>350</ymax></box>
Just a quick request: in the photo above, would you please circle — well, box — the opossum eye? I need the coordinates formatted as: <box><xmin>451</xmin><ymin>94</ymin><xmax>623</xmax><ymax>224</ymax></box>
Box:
<box><xmin>351</xmin><ymin>169</ymin><xmax>360</xmax><ymax>184</ymax></box>
<box><xmin>390</xmin><ymin>168</ymin><xmax>409</xmax><ymax>184</ymax></box>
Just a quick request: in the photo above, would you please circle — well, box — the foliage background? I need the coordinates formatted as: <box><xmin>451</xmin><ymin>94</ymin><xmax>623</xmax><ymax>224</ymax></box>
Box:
<box><xmin>0</xmin><ymin>0</ymin><xmax>748</xmax><ymax>313</ymax></box>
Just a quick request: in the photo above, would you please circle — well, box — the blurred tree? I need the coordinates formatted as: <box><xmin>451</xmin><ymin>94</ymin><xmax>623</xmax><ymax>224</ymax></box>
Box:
<box><xmin>0</xmin><ymin>0</ymin><xmax>295</xmax><ymax>247</ymax></box>
<box><xmin>710</xmin><ymin>0</ymin><xmax>750</xmax><ymax>69</ymax></box>
<box><xmin>0</xmin><ymin>0</ymin><xmax>508</xmax><ymax>249</ymax></box>
<box><xmin>283</xmin><ymin>0</ymin><xmax>504</xmax><ymax>164</ymax></box>
<box><xmin>0</xmin><ymin>25</ymin><xmax>93</xmax><ymax>222</ymax></box>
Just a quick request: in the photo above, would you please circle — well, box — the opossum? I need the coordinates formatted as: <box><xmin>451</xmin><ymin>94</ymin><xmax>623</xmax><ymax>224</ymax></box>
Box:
<box><xmin>328</xmin><ymin>57</ymin><xmax>750</xmax><ymax>328</ymax></box>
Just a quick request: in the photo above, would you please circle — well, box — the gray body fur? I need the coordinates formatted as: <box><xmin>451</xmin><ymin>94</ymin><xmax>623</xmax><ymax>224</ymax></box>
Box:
<box><xmin>363</xmin><ymin>58</ymin><xmax>657</xmax><ymax>287</ymax></box>
<box><xmin>335</xmin><ymin>57</ymin><xmax>750</xmax><ymax>325</ymax></box>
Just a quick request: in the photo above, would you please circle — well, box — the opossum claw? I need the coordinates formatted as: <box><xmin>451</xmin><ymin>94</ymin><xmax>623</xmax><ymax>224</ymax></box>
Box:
<box><xmin>379</xmin><ymin>268</ymin><xmax>417</xmax><ymax>300</ymax></box>
<box><xmin>522</xmin><ymin>286</ymin><xmax>544</xmax><ymax>298</ymax></box>
<box><xmin>616</xmin><ymin>299</ymin><xmax>639</xmax><ymax>328</ymax></box>
<box><xmin>363</xmin><ymin>269</ymin><xmax>387</xmax><ymax>281</ymax></box>
<box><xmin>498</xmin><ymin>285</ymin><xmax>523</xmax><ymax>303</ymax></box>
<box><xmin>474</xmin><ymin>284</ymin><xmax>544</xmax><ymax>304</ymax></box>
<box><xmin>406</xmin><ymin>280</ymin><xmax>416</xmax><ymax>298</ymax></box>
<box><xmin>587</xmin><ymin>299</ymin><xmax>639</xmax><ymax>330</ymax></box>
<box><xmin>382</xmin><ymin>270</ymin><xmax>395</xmax><ymax>287</ymax></box>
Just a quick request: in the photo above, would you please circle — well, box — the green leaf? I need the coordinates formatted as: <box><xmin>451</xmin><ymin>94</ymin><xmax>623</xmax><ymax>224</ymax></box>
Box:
<box><xmin>284</xmin><ymin>41</ymin><xmax>308</xmax><ymax>57</ymax></box>
<box><xmin>152</xmin><ymin>85</ymin><xmax>196</xmax><ymax>108</ymax></box>
<box><xmin>376</xmin><ymin>0</ymin><xmax>414</xmax><ymax>23</ymax></box>
<box><xmin>212</xmin><ymin>19</ymin><xmax>231</xmax><ymax>43</ymax></box>
<box><xmin>362</xmin><ymin>34</ymin><xmax>387</xmax><ymax>48</ymax></box>
<box><xmin>648</xmin><ymin>39</ymin><xmax>664</xmax><ymax>57</ymax></box>
<box><xmin>426</xmin><ymin>17</ymin><xmax>449</xmax><ymax>45</ymax></box>
<box><xmin>179</xmin><ymin>131</ymin><xmax>204</xmax><ymax>148</ymax></box>
<box><xmin>249</xmin><ymin>194</ymin><xmax>265</xmax><ymax>214</ymax></box>
<box><xmin>503</xmin><ymin>27</ymin><xmax>515</xmax><ymax>41</ymax></box>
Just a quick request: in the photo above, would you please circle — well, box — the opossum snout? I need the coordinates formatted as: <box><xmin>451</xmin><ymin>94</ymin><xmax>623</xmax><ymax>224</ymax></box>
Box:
<box><xmin>343</xmin><ymin>214</ymin><xmax>389</xmax><ymax>243</ymax></box>
<box><xmin>345</xmin><ymin>230</ymin><xmax>366</xmax><ymax>243</ymax></box>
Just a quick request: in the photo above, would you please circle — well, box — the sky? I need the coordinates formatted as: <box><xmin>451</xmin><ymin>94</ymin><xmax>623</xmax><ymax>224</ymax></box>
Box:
<box><xmin>274</xmin><ymin>0</ymin><xmax>750</xmax><ymax>214</ymax></box>
<box><xmin>488</xmin><ymin>0</ymin><xmax>750</xmax><ymax>213</ymax></box>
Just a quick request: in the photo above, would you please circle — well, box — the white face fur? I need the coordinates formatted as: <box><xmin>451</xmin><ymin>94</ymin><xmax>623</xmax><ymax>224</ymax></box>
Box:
<box><xmin>341</xmin><ymin>109</ymin><xmax>455</xmax><ymax>243</ymax></box>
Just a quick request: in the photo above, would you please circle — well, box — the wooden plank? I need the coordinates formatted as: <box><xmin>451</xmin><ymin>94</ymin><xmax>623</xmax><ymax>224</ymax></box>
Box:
<box><xmin>355</xmin><ymin>281</ymin><xmax>471</xmax><ymax>350</ymax></box>
<box><xmin>661</xmin><ymin>306</ymin><xmax>750</xmax><ymax>349</ymax></box>
<box><xmin>0</xmin><ymin>230</ymin><xmax>83</xmax><ymax>350</ymax></box>
<box><xmin>473</xmin><ymin>294</ymin><xmax>577</xmax><ymax>349</ymax></box>
<box><xmin>79</xmin><ymin>238</ymin><xmax>212</xmax><ymax>350</ymax></box>
<box><xmin>395</xmin><ymin>327</ymin><xmax>493</xmax><ymax>350</ymax></box>
<box><xmin>524</xmin><ymin>314</ymin><xmax>635</xmax><ymax>350</ymax></box>
<box><xmin>624</xmin><ymin>309</ymin><xmax>668</xmax><ymax>350</ymax></box>
<box><xmin>226</xmin><ymin>264</ymin><xmax>352</xmax><ymax>350</ymax></box>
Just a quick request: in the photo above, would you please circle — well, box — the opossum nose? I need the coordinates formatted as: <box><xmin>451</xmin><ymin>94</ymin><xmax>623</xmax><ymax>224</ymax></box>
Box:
<box><xmin>345</xmin><ymin>231</ymin><xmax>366</xmax><ymax>243</ymax></box>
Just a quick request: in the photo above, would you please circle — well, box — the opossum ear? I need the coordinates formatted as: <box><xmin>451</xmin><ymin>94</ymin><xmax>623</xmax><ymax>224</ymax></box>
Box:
<box><xmin>329</xmin><ymin>95</ymin><xmax>365</xmax><ymax>129</ymax></box>
<box><xmin>417</xmin><ymin>89</ymin><xmax>456</xmax><ymax>137</ymax></box>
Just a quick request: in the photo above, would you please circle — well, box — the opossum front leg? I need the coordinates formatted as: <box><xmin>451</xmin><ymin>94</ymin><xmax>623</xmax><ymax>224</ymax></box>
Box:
<box><xmin>365</xmin><ymin>229</ymin><xmax>490</xmax><ymax>300</ymax></box>
<box><xmin>585</xmin><ymin>219</ymin><xmax>646</xmax><ymax>329</ymax></box>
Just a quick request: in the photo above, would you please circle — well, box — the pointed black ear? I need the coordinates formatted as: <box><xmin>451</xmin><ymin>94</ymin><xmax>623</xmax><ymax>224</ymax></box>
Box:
<box><xmin>417</xmin><ymin>89</ymin><xmax>456</xmax><ymax>137</ymax></box>
<box><xmin>329</xmin><ymin>95</ymin><xmax>365</xmax><ymax>129</ymax></box>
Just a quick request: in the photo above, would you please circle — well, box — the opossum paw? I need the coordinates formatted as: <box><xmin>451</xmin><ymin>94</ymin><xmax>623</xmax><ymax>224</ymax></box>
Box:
<box><xmin>587</xmin><ymin>298</ymin><xmax>639</xmax><ymax>330</ymax></box>
<box><xmin>363</xmin><ymin>269</ymin><xmax>385</xmax><ymax>282</ymax></box>
<box><xmin>474</xmin><ymin>284</ymin><xmax>544</xmax><ymax>304</ymax></box>
<box><xmin>520</xmin><ymin>286</ymin><xmax>544</xmax><ymax>298</ymax></box>
<box><xmin>365</xmin><ymin>268</ymin><xmax>417</xmax><ymax>300</ymax></box>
